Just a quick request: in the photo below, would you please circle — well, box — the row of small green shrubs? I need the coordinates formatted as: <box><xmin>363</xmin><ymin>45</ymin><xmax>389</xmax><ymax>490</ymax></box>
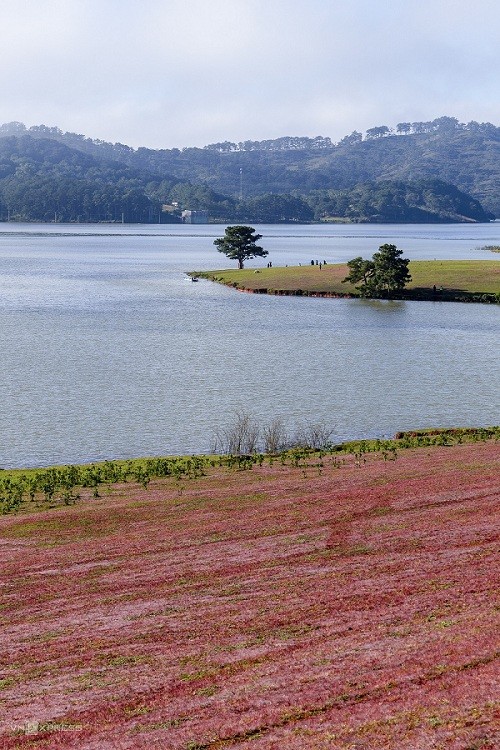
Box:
<box><xmin>0</xmin><ymin>451</ymin><xmax>272</xmax><ymax>513</ymax></box>
<box><xmin>0</xmin><ymin>456</ymin><xmax>210</xmax><ymax>514</ymax></box>
<box><xmin>351</xmin><ymin>426</ymin><xmax>500</xmax><ymax>452</ymax></box>
<box><xmin>1</xmin><ymin>426</ymin><xmax>498</xmax><ymax>515</ymax></box>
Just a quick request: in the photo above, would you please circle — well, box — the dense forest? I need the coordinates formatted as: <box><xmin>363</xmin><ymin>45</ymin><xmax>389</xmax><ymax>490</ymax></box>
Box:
<box><xmin>0</xmin><ymin>116</ymin><xmax>497</xmax><ymax>223</ymax></box>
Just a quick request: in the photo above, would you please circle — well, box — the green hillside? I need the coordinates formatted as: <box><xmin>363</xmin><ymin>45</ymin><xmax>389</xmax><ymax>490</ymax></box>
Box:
<box><xmin>0</xmin><ymin>116</ymin><xmax>498</xmax><ymax>222</ymax></box>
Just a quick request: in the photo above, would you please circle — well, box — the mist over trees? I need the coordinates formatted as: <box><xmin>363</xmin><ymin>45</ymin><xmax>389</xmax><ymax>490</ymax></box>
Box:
<box><xmin>0</xmin><ymin>116</ymin><xmax>497</xmax><ymax>222</ymax></box>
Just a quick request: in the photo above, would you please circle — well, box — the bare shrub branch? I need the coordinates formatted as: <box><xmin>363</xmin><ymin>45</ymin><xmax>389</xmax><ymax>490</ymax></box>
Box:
<box><xmin>212</xmin><ymin>413</ymin><xmax>335</xmax><ymax>455</ymax></box>
<box><xmin>262</xmin><ymin>417</ymin><xmax>291</xmax><ymax>454</ymax></box>
<box><xmin>211</xmin><ymin>411</ymin><xmax>260</xmax><ymax>455</ymax></box>
<box><xmin>292</xmin><ymin>421</ymin><xmax>334</xmax><ymax>450</ymax></box>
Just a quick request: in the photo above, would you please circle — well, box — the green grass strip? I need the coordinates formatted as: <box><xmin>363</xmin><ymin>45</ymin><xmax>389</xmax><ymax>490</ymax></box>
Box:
<box><xmin>190</xmin><ymin>260</ymin><xmax>500</xmax><ymax>302</ymax></box>
<box><xmin>1</xmin><ymin>427</ymin><xmax>498</xmax><ymax>515</ymax></box>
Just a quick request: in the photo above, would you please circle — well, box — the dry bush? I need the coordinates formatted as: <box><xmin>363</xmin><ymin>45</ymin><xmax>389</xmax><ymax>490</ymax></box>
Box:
<box><xmin>292</xmin><ymin>421</ymin><xmax>334</xmax><ymax>450</ymax></box>
<box><xmin>262</xmin><ymin>417</ymin><xmax>292</xmax><ymax>454</ymax></box>
<box><xmin>212</xmin><ymin>413</ymin><xmax>334</xmax><ymax>455</ymax></box>
<box><xmin>211</xmin><ymin>411</ymin><xmax>260</xmax><ymax>455</ymax></box>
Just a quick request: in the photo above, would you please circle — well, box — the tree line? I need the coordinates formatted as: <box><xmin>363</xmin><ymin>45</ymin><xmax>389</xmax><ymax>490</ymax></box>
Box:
<box><xmin>0</xmin><ymin>124</ymin><xmax>496</xmax><ymax>222</ymax></box>
<box><xmin>2</xmin><ymin>116</ymin><xmax>497</xmax><ymax>152</ymax></box>
<box><xmin>303</xmin><ymin>179</ymin><xmax>493</xmax><ymax>223</ymax></box>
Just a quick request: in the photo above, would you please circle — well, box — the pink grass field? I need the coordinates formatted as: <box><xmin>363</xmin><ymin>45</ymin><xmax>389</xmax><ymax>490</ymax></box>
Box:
<box><xmin>0</xmin><ymin>442</ymin><xmax>499</xmax><ymax>749</ymax></box>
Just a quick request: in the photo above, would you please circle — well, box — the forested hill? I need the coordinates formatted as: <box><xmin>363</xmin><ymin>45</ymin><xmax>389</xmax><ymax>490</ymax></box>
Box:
<box><xmin>0</xmin><ymin>135</ymin><xmax>175</xmax><ymax>223</ymax></box>
<box><xmin>130</xmin><ymin>119</ymin><xmax>500</xmax><ymax>217</ymax></box>
<box><xmin>0</xmin><ymin>117</ymin><xmax>498</xmax><ymax>222</ymax></box>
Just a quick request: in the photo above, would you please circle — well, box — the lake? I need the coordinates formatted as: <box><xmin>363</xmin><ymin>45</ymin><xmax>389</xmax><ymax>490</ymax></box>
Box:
<box><xmin>0</xmin><ymin>222</ymin><xmax>499</xmax><ymax>468</ymax></box>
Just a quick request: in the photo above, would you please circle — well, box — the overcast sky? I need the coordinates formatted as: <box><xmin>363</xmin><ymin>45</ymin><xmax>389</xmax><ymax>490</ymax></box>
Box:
<box><xmin>1</xmin><ymin>0</ymin><xmax>499</xmax><ymax>149</ymax></box>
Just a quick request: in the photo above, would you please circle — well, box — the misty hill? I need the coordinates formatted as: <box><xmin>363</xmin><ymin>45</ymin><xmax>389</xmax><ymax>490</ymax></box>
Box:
<box><xmin>127</xmin><ymin>118</ymin><xmax>500</xmax><ymax>217</ymax></box>
<box><xmin>0</xmin><ymin>134</ymin><xmax>178</xmax><ymax>223</ymax></box>
<box><xmin>0</xmin><ymin>117</ymin><xmax>497</xmax><ymax>222</ymax></box>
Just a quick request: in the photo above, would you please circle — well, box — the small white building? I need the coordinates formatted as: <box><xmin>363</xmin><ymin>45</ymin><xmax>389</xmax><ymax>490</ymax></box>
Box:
<box><xmin>181</xmin><ymin>210</ymin><xmax>209</xmax><ymax>224</ymax></box>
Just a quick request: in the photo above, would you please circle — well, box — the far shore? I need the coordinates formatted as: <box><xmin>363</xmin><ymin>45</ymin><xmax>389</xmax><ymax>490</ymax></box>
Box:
<box><xmin>190</xmin><ymin>259</ymin><xmax>499</xmax><ymax>303</ymax></box>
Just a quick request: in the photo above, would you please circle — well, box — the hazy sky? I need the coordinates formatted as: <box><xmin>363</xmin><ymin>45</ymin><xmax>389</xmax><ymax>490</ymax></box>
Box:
<box><xmin>1</xmin><ymin>0</ymin><xmax>499</xmax><ymax>149</ymax></box>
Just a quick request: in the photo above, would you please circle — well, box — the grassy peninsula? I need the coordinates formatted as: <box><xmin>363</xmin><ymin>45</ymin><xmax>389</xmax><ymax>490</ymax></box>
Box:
<box><xmin>192</xmin><ymin>259</ymin><xmax>500</xmax><ymax>303</ymax></box>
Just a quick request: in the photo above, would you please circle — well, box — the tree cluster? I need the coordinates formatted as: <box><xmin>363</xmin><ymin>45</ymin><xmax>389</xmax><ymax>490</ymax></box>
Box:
<box><xmin>203</xmin><ymin>136</ymin><xmax>334</xmax><ymax>152</ymax></box>
<box><xmin>343</xmin><ymin>244</ymin><xmax>411</xmax><ymax>298</ymax></box>
<box><xmin>303</xmin><ymin>179</ymin><xmax>493</xmax><ymax>223</ymax></box>
<box><xmin>0</xmin><ymin>136</ymin><xmax>176</xmax><ymax>223</ymax></box>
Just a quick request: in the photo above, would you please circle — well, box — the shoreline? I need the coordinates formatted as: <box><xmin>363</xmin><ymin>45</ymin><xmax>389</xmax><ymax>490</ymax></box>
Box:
<box><xmin>2</xmin><ymin>425</ymin><xmax>498</xmax><ymax>472</ymax></box>
<box><xmin>1</xmin><ymin>426</ymin><xmax>498</xmax><ymax>502</ymax></box>
<box><xmin>190</xmin><ymin>259</ymin><xmax>500</xmax><ymax>304</ymax></box>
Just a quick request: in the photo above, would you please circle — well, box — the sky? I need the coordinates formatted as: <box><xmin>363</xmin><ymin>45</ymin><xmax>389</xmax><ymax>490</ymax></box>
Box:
<box><xmin>1</xmin><ymin>0</ymin><xmax>500</xmax><ymax>150</ymax></box>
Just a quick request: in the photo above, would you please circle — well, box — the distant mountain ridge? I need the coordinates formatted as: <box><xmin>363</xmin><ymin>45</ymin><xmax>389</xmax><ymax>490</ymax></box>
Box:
<box><xmin>0</xmin><ymin>117</ymin><xmax>498</xmax><ymax>222</ymax></box>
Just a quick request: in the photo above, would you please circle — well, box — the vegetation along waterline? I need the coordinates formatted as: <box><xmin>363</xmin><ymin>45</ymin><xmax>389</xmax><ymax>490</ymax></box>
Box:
<box><xmin>1</xmin><ymin>427</ymin><xmax>498</xmax><ymax>516</ymax></box>
<box><xmin>191</xmin><ymin>259</ymin><xmax>500</xmax><ymax>303</ymax></box>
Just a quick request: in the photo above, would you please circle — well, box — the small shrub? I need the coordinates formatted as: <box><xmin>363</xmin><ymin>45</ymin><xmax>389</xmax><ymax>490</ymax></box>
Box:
<box><xmin>292</xmin><ymin>421</ymin><xmax>334</xmax><ymax>450</ymax></box>
<box><xmin>211</xmin><ymin>411</ymin><xmax>260</xmax><ymax>455</ymax></box>
<box><xmin>262</xmin><ymin>417</ymin><xmax>290</xmax><ymax>454</ymax></box>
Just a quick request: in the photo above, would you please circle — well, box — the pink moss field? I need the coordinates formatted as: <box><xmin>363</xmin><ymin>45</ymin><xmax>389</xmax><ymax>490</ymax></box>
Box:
<box><xmin>0</xmin><ymin>442</ymin><xmax>499</xmax><ymax>749</ymax></box>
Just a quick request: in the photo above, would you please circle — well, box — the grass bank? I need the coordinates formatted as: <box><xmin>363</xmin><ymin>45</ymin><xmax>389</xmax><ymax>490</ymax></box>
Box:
<box><xmin>191</xmin><ymin>259</ymin><xmax>500</xmax><ymax>303</ymax></box>
<box><xmin>1</xmin><ymin>426</ymin><xmax>498</xmax><ymax>515</ymax></box>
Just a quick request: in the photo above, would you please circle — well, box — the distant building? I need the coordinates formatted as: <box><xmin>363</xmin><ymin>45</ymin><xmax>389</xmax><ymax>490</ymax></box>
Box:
<box><xmin>181</xmin><ymin>210</ymin><xmax>209</xmax><ymax>224</ymax></box>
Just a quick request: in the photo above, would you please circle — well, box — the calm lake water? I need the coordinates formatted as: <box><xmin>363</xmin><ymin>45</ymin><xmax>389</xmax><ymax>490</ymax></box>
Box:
<box><xmin>0</xmin><ymin>222</ymin><xmax>499</xmax><ymax>468</ymax></box>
